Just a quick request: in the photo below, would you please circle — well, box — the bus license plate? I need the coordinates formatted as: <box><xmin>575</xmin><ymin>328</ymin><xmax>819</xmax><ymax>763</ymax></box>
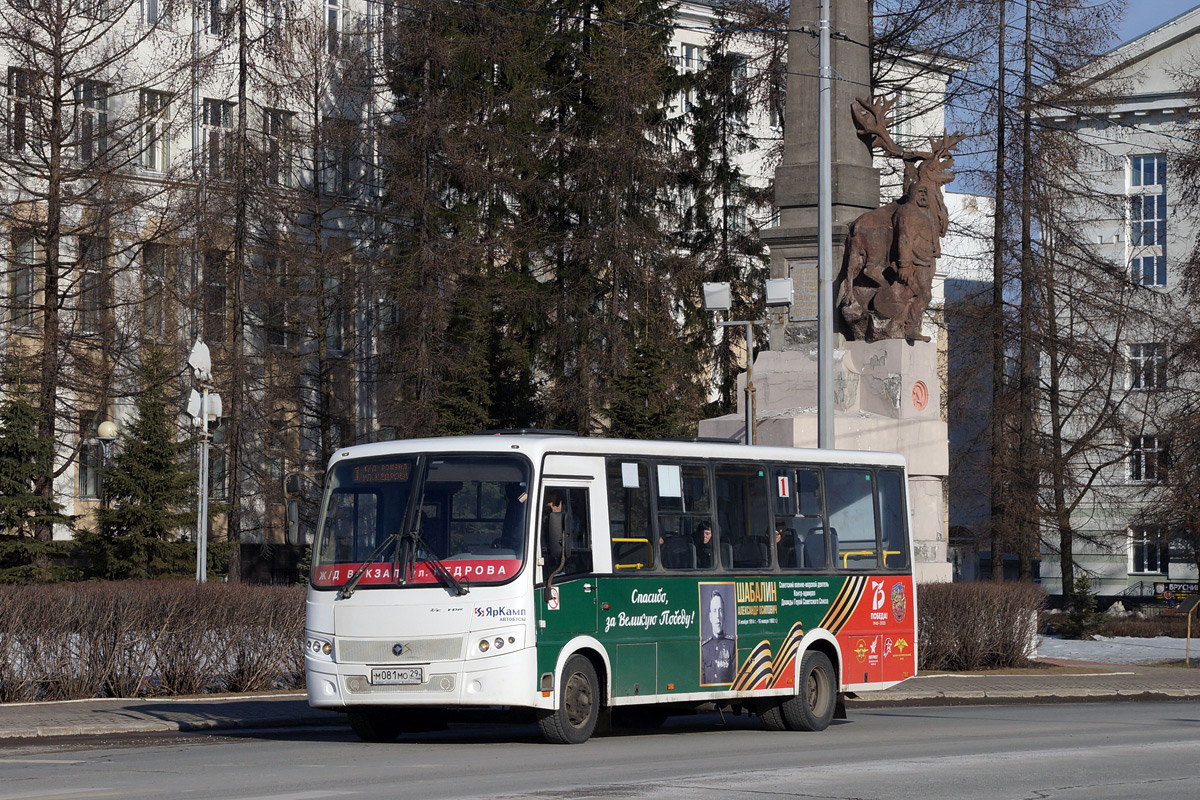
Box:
<box><xmin>370</xmin><ymin>667</ymin><xmax>423</xmax><ymax>686</ymax></box>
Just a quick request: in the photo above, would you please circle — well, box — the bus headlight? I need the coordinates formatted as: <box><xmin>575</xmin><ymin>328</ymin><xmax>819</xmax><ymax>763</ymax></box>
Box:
<box><xmin>306</xmin><ymin>635</ymin><xmax>334</xmax><ymax>660</ymax></box>
<box><xmin>473</xmin><ymin>627</ymin><xmax>525</xmax><ymax>658</ymax></box>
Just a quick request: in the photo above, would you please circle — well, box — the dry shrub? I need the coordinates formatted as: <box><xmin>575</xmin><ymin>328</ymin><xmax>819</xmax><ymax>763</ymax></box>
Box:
<box><xmin>0</xmin><ymin>581</ymin><xmax>305</xmax><ymax>701</ymax></box>
<box><xmin>918</xmin><ymin>581</ymin><xmax>1047</xmax><ymax>671</ymax></box>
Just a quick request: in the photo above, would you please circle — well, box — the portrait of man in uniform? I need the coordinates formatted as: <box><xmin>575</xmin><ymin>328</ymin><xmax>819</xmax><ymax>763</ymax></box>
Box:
<box><xmin>699</xmin><ymin>584</ymin><xmax>736</xmax><ymax>685</ymax></box>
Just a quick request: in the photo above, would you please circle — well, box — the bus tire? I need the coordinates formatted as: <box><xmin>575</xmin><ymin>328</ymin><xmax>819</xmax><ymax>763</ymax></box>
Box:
<box><xmin>347</xmin><ymin>708</ymin><xmax>406</xmax><ymax>742</ymax></box>
<box><xmin>757</xmin><ymin>698</ymin><xmax>789</xmax><ymax>731</ymax></box>
<box><xmin>782</xmin><ymin>651</ymin><xmax>837</xmax><ymax>732</ymax></box>
<box><xmin>538</xmin><ymin>655</ymin><xmax>600</xmax><ymax>744</ymax></box>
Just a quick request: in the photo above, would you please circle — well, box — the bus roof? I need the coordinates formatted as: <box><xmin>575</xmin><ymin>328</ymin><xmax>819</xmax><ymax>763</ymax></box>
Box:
<box><xmin>326</xmin><ymin>434</ymin><xmax>907</xmax><ymax>471</ymax></box>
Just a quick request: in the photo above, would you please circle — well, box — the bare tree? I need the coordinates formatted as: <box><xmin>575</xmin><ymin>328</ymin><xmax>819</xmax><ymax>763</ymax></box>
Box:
<box><xmin>0</xmin><ymin>0</ymin><xmax>198</xmax><ymax>538</ymax></box>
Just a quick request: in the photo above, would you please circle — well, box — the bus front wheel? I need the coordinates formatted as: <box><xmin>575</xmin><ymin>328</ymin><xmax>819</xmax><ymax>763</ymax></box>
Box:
<box><xmin>781</xmin><ymin>651</ymin><xmax>837</xmax><ymax>732</ymax></box>
<box><xmin>347</xmin><ymin>708</ymin><xmax>406</xmax><ymax>742</ymax></box>
<box><xmin>538</xmin><ymin>654</ymin><xmax>601</xmax><ymax>744</ymax></box>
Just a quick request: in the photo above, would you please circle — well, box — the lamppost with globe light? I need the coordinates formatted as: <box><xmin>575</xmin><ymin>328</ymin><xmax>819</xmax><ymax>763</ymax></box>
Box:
<box><xmin>96</xmin><ymin>420</ymin><xmax>118</xmax><ymax>509</ymax></box>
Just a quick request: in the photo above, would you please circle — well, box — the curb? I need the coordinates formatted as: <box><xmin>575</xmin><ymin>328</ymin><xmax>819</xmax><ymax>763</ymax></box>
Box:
<box><xmin>846</xmin><ymin>688</ymin><xmax>1200</xmax><ymax>708</ymax></box>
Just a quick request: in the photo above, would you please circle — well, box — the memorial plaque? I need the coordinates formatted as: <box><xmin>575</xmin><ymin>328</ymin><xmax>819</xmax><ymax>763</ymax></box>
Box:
<box><xmin>789</xmin><ymin>260</ymin><xmax>818</xmax><ymax>322</ymax></box>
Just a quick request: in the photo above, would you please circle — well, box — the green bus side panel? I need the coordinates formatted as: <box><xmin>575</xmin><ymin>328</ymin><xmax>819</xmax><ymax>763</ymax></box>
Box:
<box><xmin>613</xmin><ymin>643</ymin><xmax>656</xmax><ymax>698</ymax></box>
<box><xmin>535</xmin><ymin>573</ymin><xmax>916</xmax><ymax>697</ymax></box>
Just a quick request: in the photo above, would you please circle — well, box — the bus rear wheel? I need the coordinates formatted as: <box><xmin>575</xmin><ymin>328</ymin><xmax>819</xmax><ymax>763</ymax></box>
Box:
<box><xmin>781</xmin><ymin>651</ymin><xmax>837</xmax><ymax>732</ymax></box>
<box><xmin>538</xmin><ymin>654</ymin><xmax>600</xmax><ymax>744</ymax></box>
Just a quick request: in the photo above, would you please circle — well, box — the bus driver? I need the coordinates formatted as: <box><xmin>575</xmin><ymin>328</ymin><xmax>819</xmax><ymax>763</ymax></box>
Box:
<box><xmin>700</xmin><ymin>589</ymin><xmax>735</xmax><ymax>684</ymax></box>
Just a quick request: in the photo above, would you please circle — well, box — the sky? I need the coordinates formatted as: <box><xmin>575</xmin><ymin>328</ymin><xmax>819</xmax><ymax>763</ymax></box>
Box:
<box><xmin>1117</xmin><ymin>0</ymin><xmax>1200</xmax><ymax>46</ymax></box>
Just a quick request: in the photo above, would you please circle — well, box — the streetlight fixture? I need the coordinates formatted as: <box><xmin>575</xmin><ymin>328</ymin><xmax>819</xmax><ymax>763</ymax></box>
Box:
<box><xmin>186</xmin><ymin>340</ymin><xmax>221</xmax><ymax>583</ymax></box>
<box><xmin>703</xmin><ymin>280</ymin><xmax>793</xmax><ymax>445</ymax></box>
<box><xmin>96</xmin><ymin>420</ymin><xmax>118</xmax><ymax>509</ymax></box>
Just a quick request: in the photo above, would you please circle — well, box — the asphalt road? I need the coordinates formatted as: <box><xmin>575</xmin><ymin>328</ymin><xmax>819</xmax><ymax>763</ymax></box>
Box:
<box><xmin>2</xmin><ymin>701</ymin><xmax>1198</xmax><ymax>800</ymax></box>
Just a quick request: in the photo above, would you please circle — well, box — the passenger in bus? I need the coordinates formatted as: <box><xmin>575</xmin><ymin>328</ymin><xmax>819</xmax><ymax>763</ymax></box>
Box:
<box><xmin>693</xmin><ymin>522</ymin><xmax>714</xmax><ymax>568</ymax></box>
<box><xmin>542</xmin><ymin>489</ymin><xmax>565</xmax><ymax>568</ymax></box>
<box><xmin>776</xmin><ymin>520</ymin><xmax>797</xmax><ymax>568</ymax></box>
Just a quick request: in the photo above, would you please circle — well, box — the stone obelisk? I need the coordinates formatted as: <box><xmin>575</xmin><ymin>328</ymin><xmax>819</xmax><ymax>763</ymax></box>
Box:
<box><xmin>700</xmin><ymin>0</ymin><xmax>952</xmax><ymax>582</ymax></box>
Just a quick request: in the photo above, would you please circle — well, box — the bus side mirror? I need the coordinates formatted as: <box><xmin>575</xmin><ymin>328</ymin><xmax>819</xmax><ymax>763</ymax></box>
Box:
<box><xmin>284</xmin><ymin>470</ymin><xmax>322</xmax><ymax>500</ymax></box>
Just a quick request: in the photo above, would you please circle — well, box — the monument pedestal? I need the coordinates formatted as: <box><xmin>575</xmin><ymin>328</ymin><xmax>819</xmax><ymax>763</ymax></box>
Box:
<box><xmin>698</xmin><ymin>341</ymin><xmax>952</xmax><ymax>583</ymax></box>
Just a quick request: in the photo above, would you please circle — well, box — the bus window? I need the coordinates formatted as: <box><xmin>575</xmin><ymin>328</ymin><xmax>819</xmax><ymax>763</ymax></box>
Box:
<box><xmin>655</xmin><ymin>462</ymin><xmax>713</xmax><ymax>571</ymax></box>
<box><xmin>877</xmin><ymin>470</ymin><xmax>909</xmax><ymax>569</ymax></box>
<box><xmin>607</xmin><ymin>460</ymin><xmax>654</xmax><ymax>571</ymax></box>
<box><xmin>826</xmin><ymin>468</ymin><xmax>878</xmax><ymax>570</ymax></box>
<box><xmin>772</xmin><ymin>468</ymin><xmax>826</xmax><ymax>569</ymax></box>
<box><xmin>715</xmin><ymin>464</ymin><xmax>770</xmax><ymax>570</ymax></box>
<box><xmin>322</xmin><ymin>492</ymin><xmax>379</xmax><ymax>564</ymax></box>
<box><xmin>541</xmin><ymin>486</ymin><xmax>593</xmax><ymax>578</ymax></box>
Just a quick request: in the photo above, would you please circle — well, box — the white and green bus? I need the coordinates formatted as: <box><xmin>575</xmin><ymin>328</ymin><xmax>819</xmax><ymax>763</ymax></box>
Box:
<box><xmin>304</xmin><ymin>432</ymin><xmax>917</xmax><ymax>743</ymax></box>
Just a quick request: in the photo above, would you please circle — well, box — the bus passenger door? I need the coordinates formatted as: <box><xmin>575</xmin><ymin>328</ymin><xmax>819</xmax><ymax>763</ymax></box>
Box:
<box><xmin>536</xmin><ymin>456</ymin><xmax>607</xmax><ymax>639</ymax></box>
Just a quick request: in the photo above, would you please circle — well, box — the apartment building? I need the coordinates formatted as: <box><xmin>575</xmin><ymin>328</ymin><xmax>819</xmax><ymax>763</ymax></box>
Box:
<box><xmin>1028</xmin><ymin>7</ymin><xmax>1200</xmax><ymax>597</ymax></box>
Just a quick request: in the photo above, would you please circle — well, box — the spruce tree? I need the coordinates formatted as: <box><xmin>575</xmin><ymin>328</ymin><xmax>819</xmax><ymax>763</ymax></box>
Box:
<box><xmin>0</xmin><ymin>378</ymin><xmax>73</xmax><ymax>582</ymax></box>
<box><xmin>79</xmin><ymin>349</ymin><xmax>196</xmax><ymax>579</ymax></box>
<box><xmin>0</xmin><ymin>384</ymin><xmax>70</xmax><ymax>539</ymax></box>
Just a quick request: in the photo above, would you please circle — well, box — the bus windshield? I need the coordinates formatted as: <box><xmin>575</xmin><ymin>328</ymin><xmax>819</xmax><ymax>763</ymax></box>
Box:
<box><xmin>311</xmin><ymin>454</ymin><xmax>531</xmax><ymax>590</ymax></box>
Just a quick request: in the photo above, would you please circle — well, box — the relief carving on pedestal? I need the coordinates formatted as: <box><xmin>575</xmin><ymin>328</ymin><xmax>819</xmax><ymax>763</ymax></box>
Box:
<box><xmin>838</xmin><ymin>96</ymin><xmax>967</xmax><ymax>343</ymax></box>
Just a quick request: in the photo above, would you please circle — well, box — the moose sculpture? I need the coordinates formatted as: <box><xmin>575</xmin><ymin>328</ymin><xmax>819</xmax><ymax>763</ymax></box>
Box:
<box><xmin>838</xmin><ymin>96</ymin><xmax>967</xmax><ymax>342</ymax></box>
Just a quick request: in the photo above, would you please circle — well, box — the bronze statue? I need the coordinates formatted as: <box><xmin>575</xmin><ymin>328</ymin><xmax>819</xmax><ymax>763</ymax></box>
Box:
<box><xmin>839</xmin><ymin>96</ymin><xmax>966</xmax><ymax>342</ymax></box>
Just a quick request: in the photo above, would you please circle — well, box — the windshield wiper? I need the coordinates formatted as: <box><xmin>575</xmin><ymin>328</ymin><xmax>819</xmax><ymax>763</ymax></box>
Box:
<box><xmin>338</xmin><ymin>534</ymin><xmax>400</xmax><ymax>600</ymax></box>
<box><xmin>397</xmin><ymin>528</ymin><xmax>469</xmax><ymax>596</ymax></box>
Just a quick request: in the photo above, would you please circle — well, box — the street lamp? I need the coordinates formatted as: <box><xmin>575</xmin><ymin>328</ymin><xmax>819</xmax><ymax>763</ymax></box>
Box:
<box><xmin>96</xmin><ymin>420</ymin><xmax>118</xmax><ymax>509</ymax></box>
<box><xmin>186</xmin><ymin>340</ymin><xmax>221</xmax><ymax>583</ymax></box>
<box><xmin>703</xmin><ymin>279</ymin><xmax>793</xmax><ymax>445</ymax></box>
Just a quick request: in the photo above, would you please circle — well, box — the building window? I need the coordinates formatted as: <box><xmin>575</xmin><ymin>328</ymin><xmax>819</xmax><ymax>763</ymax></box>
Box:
<box><xmin>202</xmin><ymin>99</ymin><xmax>234</xmax><ymax>178</ymax></box>
<box><xmin>8</xmin><ymin>68</ymin><xmax>38</xmax><ymax>152</ymax></box>
<box><xmin>204</xmin><ymin>250</ymin><xmax>227</xmax><ymax>343</ymax></box>
<box><xmin>78</xmin><ymin>414</ymin><xmax>102</xmax><ymax>499</ymax></box>
<box><xmin>9</xmin><ymin>231</ymin><xmax>37</xmax><ymax>330</ymax></box>
<box><xmin>767</xmin><ymin>67</ymin><xmax>785</xmax><ymax>131</ymax></box>
<box><xmin>320</xmin><ymin>117</ymin><xmax>358</xmax><ymax>197</ymax></box>
<box><xmin>209</xmin><ymin>0</ymin><xmax>226</xmax><ymax>35</ymax></box>
<box><xmin>1129</xmin><ymin>154</ymin><xmax>1167</xmax><ymax>287</ymax></box>
<box><xmin>1131</xmin><ymin>255</ymin><xmax>1165</xmax><ymax>287</ymax></box>
<box><xmin>679</xmin><ymin>43</ymin><xmax>704</xmax><ymax>113</ymax></box>
<box><xmin>140</xmin><ymin>90</ymin><xmax>170</xmax><ymax>171</ymax></box>
<box><xmin>78</xmin><ymin>235</ymin><xmax>106</xmax><ymax>335</ymax></box>
<box><xmin>327</xmin><ymin>0</ymin><xmax>345</xmax><ymax>54</ymax></box>
<box><xmin>77</xmin><ymin>81</ymin><xmax>108</xmax><ymax>163</ymax></box>
<box><xmin>1129</xmin><ymin>435</ymin><xmax>1168</xmax><ymax>483</ymax></box>
<box><xmin>142</xmin><ymin>242</ymin><xmax>170</xmax><ymax>338</ymax></box>
<box><xmin>1130</xmin><ymin>194</ymin><xmax>1166</xmax><ymax>247</ymax></box>
<box><xmin>141</xmin><ymin>0</ymin><xmax>160</xmax><ymax>24</ymax></box>
<box><xmin>264</xmin><ymin>254</ymin><xmax>291</xmax><ymax>349</ymax></box>
<box><xmin>325</xmin><ymin>274</ymin><xmax>345</xmax><ymax>354</ymax></box>
<box><xmin>264</xmin><ymin>108</ymin><xmax>292</xmax><ymax>186</ymax></box>
<box><xmin>1129</xmin><ymin>343</ymin><xmax>1166</xmax><ymax>391</ymax></box>
<box><xmin>1130</xmin><ymin>526</ymin><xmax>1169</xmax><ymax>575</ymax></box>
<box><xmin>1130</xmin><ymin>154</ymin><xmax>1166</xmax><ymax>188</ymax></box>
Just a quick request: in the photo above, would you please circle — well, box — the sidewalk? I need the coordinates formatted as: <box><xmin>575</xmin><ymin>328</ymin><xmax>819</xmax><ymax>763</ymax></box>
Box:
<box><xmin>847</xmin><ymin>660</ymin><xmax>1200</xmax><ymax>707</ymax></box>
<box><xmin>0</xmin><ymin>693</ymin><xmax>340</xmax><ymax>740</ymax></box>
<box><xmin>2</xmin><ymin>659</ymin><xmax>1199</xmax><ymax>741</ymax></box>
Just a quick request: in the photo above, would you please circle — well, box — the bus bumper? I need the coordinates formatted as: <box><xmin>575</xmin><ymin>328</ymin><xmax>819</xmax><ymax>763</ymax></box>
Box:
<box><xmin>306</xmin><ymin>645</ymin><xmax>538</xmax><ymax>710</ymax></box>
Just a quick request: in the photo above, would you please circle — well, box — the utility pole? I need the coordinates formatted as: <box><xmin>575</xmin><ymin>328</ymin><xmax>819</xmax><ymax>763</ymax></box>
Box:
<box><xmin>817</xmin><ymin>0</ymin><xmax>834</xmax><ymax>449</ymax></box>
